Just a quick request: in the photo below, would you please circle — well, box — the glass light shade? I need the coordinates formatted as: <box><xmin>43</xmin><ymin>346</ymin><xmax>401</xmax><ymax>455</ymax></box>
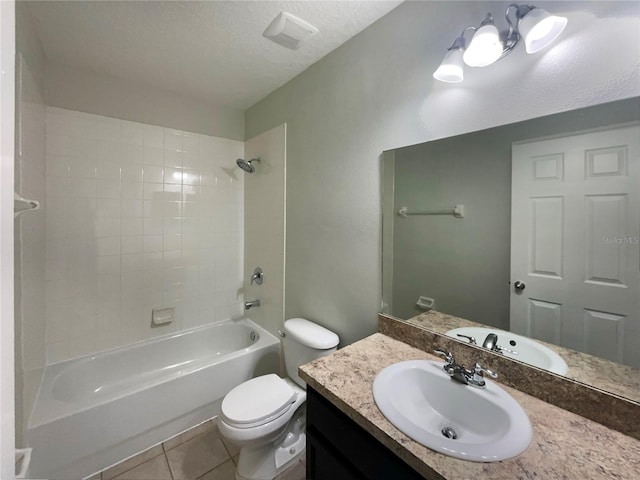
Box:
<box><xmin>433</xmin><ymin>49</ymin><xmax>464</xmax><ymax>83</ymax></box>
<box><xmin>463</xmin><ymin>24</ymin><xmax>503</xmax><ymax>67</ymax></box>
<box><xmin>519</xmin><ymin>8</ymin><xmax>568</xmax><ymax>54</ymax></box>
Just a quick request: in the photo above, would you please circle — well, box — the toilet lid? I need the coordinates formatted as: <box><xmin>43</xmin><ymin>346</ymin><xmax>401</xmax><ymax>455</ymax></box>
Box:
<box><xmin>221</xmin><ymin>374</ymin><xmax>296</xmax><ymax>427</ymax></box>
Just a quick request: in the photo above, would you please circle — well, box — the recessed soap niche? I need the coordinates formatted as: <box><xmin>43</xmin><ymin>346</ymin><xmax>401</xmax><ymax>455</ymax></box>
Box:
<box><xmin>151</xmin><ymin>306</ymin><xmax>174</xmax><ymax>327</ymax></box>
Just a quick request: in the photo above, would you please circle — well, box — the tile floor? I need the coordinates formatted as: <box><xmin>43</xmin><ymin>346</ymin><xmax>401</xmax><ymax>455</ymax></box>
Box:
<box><xmin>86</xmin><ymin>418</ymin><xmax>306</xmax><ymax>480</ymax></box>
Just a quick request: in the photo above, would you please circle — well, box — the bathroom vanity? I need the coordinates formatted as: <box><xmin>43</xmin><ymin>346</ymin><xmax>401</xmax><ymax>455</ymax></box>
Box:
<box><xmin>300</xmin><ymin>332</ymin><xmax>640</xmax><ymax>479</ymax></box>
<box><xmin>306</xmin><ymin>386</ymin><xmax>424</xmax><ymax>479</ymax></box>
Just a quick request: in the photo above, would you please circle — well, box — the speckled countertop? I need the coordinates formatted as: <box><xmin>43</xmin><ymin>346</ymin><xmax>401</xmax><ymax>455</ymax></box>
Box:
<box><xmin>299</xmin><ymin>333</ymin><xmax>640</xmax><ymax>480</ymax></box>
<box><xmin>407</xmin><ymin>310</ymin><xmax>640</xmax><ymax>402</ymax></box>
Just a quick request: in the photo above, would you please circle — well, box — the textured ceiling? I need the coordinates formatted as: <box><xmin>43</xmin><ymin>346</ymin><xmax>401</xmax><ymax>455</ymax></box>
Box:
<box><xmin>26</xmin><ymin>0</ymin><xmax>403</xmax><ymax>110</ymax></box>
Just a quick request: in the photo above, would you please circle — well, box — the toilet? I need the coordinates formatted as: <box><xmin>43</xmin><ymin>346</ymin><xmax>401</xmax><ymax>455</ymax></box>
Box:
<box><xmin>218</xmin><ymin>318</ymin><xmax>339</xmax><ymax>480</ymax></box>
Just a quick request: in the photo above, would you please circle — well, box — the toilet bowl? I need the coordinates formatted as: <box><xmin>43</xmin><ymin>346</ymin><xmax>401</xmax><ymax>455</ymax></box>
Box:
<box><xmin>218</xmin><ymin>318</ymin><xmax>339</xmax><ymax>480</ymax></box>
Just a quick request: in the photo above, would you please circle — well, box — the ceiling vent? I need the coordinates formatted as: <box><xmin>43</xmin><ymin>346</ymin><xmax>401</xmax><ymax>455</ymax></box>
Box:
<box><xmin>263</xmin><ymin>12</ymin><xmax>319</xmax><ymax>50</ymax></box>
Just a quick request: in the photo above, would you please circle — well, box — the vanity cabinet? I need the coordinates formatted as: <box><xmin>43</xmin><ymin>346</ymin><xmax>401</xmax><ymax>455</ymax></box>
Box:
<box><xmin>306</xmin><ymin>387</ymin><xmax>426</xmax><ymax>480</ymax></box>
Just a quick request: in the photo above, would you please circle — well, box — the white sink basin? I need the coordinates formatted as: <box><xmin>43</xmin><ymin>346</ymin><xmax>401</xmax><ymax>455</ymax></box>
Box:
<box><xmin>373</xmin><ymin>360</ymin><xmax>532</xmax><ymax>462</ymax></box>
<box><xmin>446</xmin><ymin>327</ymin><xmax>568</xmax><ymax>375</ymax></box>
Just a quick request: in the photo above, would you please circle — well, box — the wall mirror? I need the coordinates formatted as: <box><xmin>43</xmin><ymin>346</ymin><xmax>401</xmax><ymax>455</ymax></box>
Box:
<box><xmin>381</xmin><ymin>97</ymin><xmax>639</xmax><ymax>403</ymax></box>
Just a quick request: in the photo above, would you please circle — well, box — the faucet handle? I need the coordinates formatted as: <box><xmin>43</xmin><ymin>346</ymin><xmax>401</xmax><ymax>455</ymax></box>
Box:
<box><xmin>472</xmin><ymin>363</ymin><xmax>498</xmax><ymax>379</ymax></box>
<box><xmin>433</xmin><ymin>350</ymin><xmax>454</xmax><ymax>365</ymax></box>
<box><xmin>456</xmin><ymin>334</ymin><xmax>477</xmax><ymax>345</ymax></box>
<box><xmin>250</xmin><ymin>267</ymin><xmax>264</xmax><ymax>285</ymax></box>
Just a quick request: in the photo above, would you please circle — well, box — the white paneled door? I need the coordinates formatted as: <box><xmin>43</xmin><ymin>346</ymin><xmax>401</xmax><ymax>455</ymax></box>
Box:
<box><xmin>510</xmin><ymin>125</ymin><xmax>640</xmax><ymax>367</ymax></box>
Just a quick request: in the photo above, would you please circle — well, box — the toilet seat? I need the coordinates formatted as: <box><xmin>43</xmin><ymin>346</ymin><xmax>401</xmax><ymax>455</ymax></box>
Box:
<box><xmin>221</xmin><ymin>374</ymin><xmax>296</xmax><ymax>429</ymax></box>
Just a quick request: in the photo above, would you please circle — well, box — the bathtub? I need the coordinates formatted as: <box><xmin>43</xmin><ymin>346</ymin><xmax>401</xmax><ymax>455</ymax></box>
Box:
<box><xmin>27</xmin><ymin>318</ymin><xmax>280</xmax><ymax>479</ymax></box>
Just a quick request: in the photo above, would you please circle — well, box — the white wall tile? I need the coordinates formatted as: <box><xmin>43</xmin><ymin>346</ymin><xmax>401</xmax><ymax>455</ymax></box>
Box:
<box><xmin>144</xmin><ymin>182</ymin><xmax>164</xmax><ymax>200</ymax></box>
<box><xmin>143</xmin><ymin>146</ymin><xmax>164</xmax><ymax>166</ymax></box>
<box><xmin>143</xmin><ymin>124</ymin><xmax>164</xmax><ymax>148</ymax></box>
<box><xmin>70</xmin><ymin>178</ymin><xmax>97</xmax><ymax>198</ymax></box>
<box><xmin>163</xmin><ymin>250</ymin><xmax>182</xmax><ymax>269</ymax></box>
<box><xmin>121</xmin><ymin>181</ymin><xmax>143</xmax><ymax>199</ymax></box>
<box><xmin>143</xmin><ymin>235</ymin><xmax>163</xmax><ymax>253</ymax></box>
<box><xmin>69</xmin><ymin>336</ymin><xmax>98</xmax><ymax>359</ymax></box>
<box><xmin>43</xmin><ymin>107</ymin><xmax>244</xmax><ymax>361</ymax></box>
<box><xmin>96</xmin><ymin>236</ymin><xmax>120</xmax><ymax>256</ymax></box>
<box><xmin>121</xmin><ymin>121</ymin><xmax>145</xmax><ymax>146</ymax></box>
<box><xmin>121</xmin><ymin>217</ymin><xmax>143</xmax><ymax>236</ymax></box>
<box><xmin>143</xmin><ymin>270</ymin><xmax>164</xmax><ymax>294</ymax></box>
<box><xmin>96</xmin><ymin>140</ymin><xmax>122</xmax><ymax>164</ymax></box>
<box><xmin>121</xmin><ymin>253</ymin><xmax>143</xmax><ymax>272</ymax></box>
<box><xmin>97</xmin><ymin>273</ymin><xmax>121</xmax><ymax>295</ymax></box>
<box><xmin>45</xmin><ymin>306</ymin><xmax>68</xmax><ymax>344</ymax></box>
<box><xmin>121</xmin><ymin>235</ymin><xmax>143</xmax><ymax>254</ymax></box>
<box><xmin>182</xmin><ymin>169</ymin><xmax>200</xmax><ymax>186</ymax></box>
<box><xmin>163</xmin><ymin>201</ymin><xmax>182</xmax><ymax>218</ymax></box>
<box><xmin>121</xmin><ymin>199</ymin><xmax>143</xmax><ymax>217</ymax></box>
<box><xmin>164</xmin><ymin>129</ymin><xmax>183</xmax><ymax>152</ymax></box>
<box><xmin>164</xmin><ymin>150</ymin><xmax>182</xmax><ymax>168</ymax></box>
<box><xmin>143</xmin><ymin>252</ymin><xmax>163</xmax><ymax>270</ymax></box>
<box><xmin>121</xmin><ymin>270</ymin><xmax>143</xmax><ymax>291</ymax></box>
<box><xmin>97</xmin><ymin>178</ymin><xmax>121</xmax><ymax>199</ymax></box>
<box><xmin>164</xmin><ymin>167</ymin><xmax>183</xmax><ymax>184</ymax></box>
<box><xmin>96</xmin><ymin>198</ymin><xmax>121</xmax><ymax>217</ymax></box>
<box><xmin>96</xmin><ymin>327</ymin><xmax>121</xmax><ymax>352</ymax></box>
<box><xmin>46</xmin><ymin>134</ymin><xmax>72</xmax><ymax>156</ymax></box>
<box><xmin>182</xmin><ymin>151</ymin><xmax>200</xmax><ymax>170</ymax></box>
<box><xmin>163</xmin><ymin>184</ymin><xmax>182</xmax><ymax>200</ymax></box>
<box><xmin>97</xmin><ymin>255</ymin><xmax>121</xmax><ymax>276</ymax></box>
<box><xmin>122</xmin><ymin>164</ymin><xmax>144</xmax><ymax>183</ymax></box>
<box><xmin>95</xmin><ymin>116</ymin><xmax>121</xmax><ymax>141</ymax></box>
<box><xmin>96</xmin><ymin>160</ymin><xmax>121</xmax><ymax>181</ymax></box>
<box><xmin>143</xmin><ymin>164</ymin><xmax>164</xmax><ymax>183</ymax></box>
<box><xmin>46</xmin><ymin>340</ymin><xmax>70</xmax><ymax>364</ymax></box>
<box><xmin>122</xmin><ymin>143</ymin><xmax>144</xmax><ymax>164</ymax></box>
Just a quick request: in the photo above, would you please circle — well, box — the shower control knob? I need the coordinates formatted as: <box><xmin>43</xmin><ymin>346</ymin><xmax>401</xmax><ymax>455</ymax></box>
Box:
<box><xmin>250</xmin><ymin>267</ymin><xmax>264</xmax><ymax>285</ymax></box>
<box><xmin>513</xmin><ymin>281</ymin><xmax>526</xmax><ymax>291</ymax></box>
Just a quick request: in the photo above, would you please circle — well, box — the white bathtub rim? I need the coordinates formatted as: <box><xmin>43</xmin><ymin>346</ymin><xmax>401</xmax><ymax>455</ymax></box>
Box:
<box><xmin>28</xmin><ymin>318</ymin><xmax>279</xmax><ymax>429</ymax></box>
<box><xmin>47</xmin><ymin>316</ymin><xmax>255</xmax><ymax>368</ymax></box>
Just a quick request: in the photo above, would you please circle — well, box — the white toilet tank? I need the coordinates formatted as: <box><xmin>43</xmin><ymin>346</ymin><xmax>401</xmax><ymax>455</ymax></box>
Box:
<box><xmin>283</xmin><ymin>318</ymin><xmax>339</xmax><ymax>388</ymax></box>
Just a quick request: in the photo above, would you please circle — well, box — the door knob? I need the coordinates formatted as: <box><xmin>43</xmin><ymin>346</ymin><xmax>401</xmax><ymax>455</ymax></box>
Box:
<box><xmin>513</xmin><ymin>281</ymin><xmax>526</xmax><ymax>291</ymax></box>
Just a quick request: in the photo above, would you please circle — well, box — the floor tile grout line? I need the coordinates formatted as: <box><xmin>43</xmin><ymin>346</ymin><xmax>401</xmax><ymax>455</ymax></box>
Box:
<box><xmin>203</xmin><ymin>456</ymin><xmax>233</xmax><ymax>479</ymax></box>
<box><xmin>102</xmin><ymin>451</ymin><xmax>166</xmax><ymax>480</ymax></box>
<box><xmin>97</xmin><ymin>416</ymin><xmax>222</xmax><ymax>480</ymax></box>
<box><xmin>161</xmin><ymin>440</ymin><xmax>176</xmax><ymax>480</ymax></box>
<box><xmin>193</xmin><ymin>460</ymin><xmax>224</xmax><ymax>480</ymax></box>
<box><xmin>220</xmin><ymin>439</ymin><xmax>235</xmax><ymax>460</ymax></box>
<box><xmin>163</xmin><ymin>451</ymin><xmax>175</xmax><ymax>480</ymax></box>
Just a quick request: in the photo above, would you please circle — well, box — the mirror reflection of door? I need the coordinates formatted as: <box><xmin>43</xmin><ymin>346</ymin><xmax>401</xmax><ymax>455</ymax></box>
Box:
<box><xmin>510</xmin><ymin>124</ymin><xmax>640</xmax><ymax>367</ymax></box>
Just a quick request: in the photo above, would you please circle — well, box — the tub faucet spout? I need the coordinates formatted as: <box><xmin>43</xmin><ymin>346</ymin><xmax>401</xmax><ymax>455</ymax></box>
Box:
<box><xmin>245</xmin><ymin>299</ymin><xmax>261</xmax><ymax>310</ymax></box>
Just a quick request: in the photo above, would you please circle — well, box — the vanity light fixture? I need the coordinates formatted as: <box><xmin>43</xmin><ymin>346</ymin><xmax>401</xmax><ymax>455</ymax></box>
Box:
<box><xmin>433</xmin><ymin>4</ymin><xmax>567</xmax><ymax>83</ymax></box>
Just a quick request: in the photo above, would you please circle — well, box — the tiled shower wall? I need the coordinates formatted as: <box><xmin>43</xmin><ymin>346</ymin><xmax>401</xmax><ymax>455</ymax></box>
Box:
<box><xmin>44</xmin><ymin>107</ymin><xmax>244</xmax><ymax>363</ymax></box>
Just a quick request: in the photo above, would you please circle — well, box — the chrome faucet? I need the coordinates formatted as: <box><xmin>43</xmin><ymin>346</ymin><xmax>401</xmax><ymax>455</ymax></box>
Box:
<box><xmin>244</xmin><ymin>299</ymin><xmax>261</xmax><ymax>310</ymax></box>
<box><xmin>250</xmin><ymin>267</ymin><xmax>264</xmax><ymax>285</ymax></box>
<box><xmin>482</xmin><ymin>333</ymin><xmax>518</xmax><ymax>356</ymax></box>
<box><xmin>482</xmin><ymin>333</ymin><xmax>498</xmax><ymax>350</ymax></box>
<box><xmin>457</xmin><ymin>332</ymin><xmax>519</xmax><ymax>356</ymax></box>
<box><xmin>434</xmin><ymin>350</ymin><xmax>497</xmax><ymax>388</ymax></box>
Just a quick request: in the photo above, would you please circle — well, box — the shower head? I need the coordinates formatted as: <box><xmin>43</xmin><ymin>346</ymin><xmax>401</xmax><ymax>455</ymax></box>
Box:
<box><xmin>236</xmin><ymin>158</ymin><xmax>261</xmax><ymax>173</ymax></box>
